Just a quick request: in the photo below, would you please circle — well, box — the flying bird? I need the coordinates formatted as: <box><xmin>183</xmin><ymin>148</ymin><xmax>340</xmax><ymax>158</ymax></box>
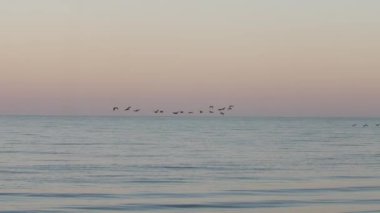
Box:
<box><xmin>220</xmin><ymin>112</ymin><xmax>225</xmax><ymax>115</ymax></box>
<box><xmin>173</xmin><ymin>112</ymin><xmax>179</xmax><ymax>115</ymax></box>
<box><xmin>160</xmin><ymin>110</ymin><xmax>164</xmax><ymax>114</ymax></box>
<box><xmin>200</xmin><ymin>110</ymin><xmax>203</xmax><ymax>114</ymax></box>
<box><xmin>133</xmin><ymin>109</ymin><xmax>140</xmax><ymax>112</ymax></box>
<box><xmin>154</xmin><ymin>109</ymin><xmax>159</xmax><ymax>114</ymax></box>
<box><xmin>113</xmin><ymin>107</ymin><xmax>119</xmax><ymax>111</ymax></box>
<box><xmin>209</xmin><ymin>111</ymin><xmax>214</xmax><ymax>113</ymax></box>
<box><xmin>363</xmin><ymin>124</ymin><xmax>369</xmax><ymax>127</ymax></box>
<box><xmin>218</xmin><ymin>107</ymin><xmax>226</xmax><ymax>111</ymax></box>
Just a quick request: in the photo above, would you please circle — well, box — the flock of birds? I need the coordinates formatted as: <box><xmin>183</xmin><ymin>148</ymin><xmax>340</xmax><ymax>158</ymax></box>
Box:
<box><xmin>112</xmin><ymin>105</ymin><xmax>234</xmax><ymax>116</ymax></box>
<box><xmin>352</xmin><ymin>123</ymin><xmax>380</xmax><ymax>127</ymax></box>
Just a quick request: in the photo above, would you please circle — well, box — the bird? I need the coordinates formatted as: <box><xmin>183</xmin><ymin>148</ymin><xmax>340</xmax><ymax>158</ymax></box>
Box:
<box><xmin>228</xmin><ymin>105</ymin><xmax>234</xmax><ymax>110</ymax></box>
<box><xmin>159</xmin><ymin>110</ymin><xmax>164</xmax><ymax>114</ymax></box>
<box><xmin>125</xmin><ymin>106</ymin><xmax>131</xmax><ymax>111</ymax></box>
<box><xmin>199</xmin><ymin>110</ymin><xmax>203</xmax><ymax>114</ymax></box>
<box><xmin>154</xmin><ymin>109</ymin><xmax>159</xmax><ymax>113</ymax></box>
<box><xmin>113</xmin><ymin>107</ymin><xmax>119</xmax><ymax>111</ymax></box>
<box><xmin>220</xmin><ymin>112</ymin><xmax>225</xmax><ymax>115</ymax></box>
<box><xmin>352</xmin><ymin>124</ymin><xmax>357</xmax><ymax>127</ymax></box>
<box><xmin>376</xmin><ymin>124</ymin><xmax>380</xmax><ymax>127</ymax></box>
<box><xmin>180</xmin><ymin>111</ymin><xmax>184</xmax><ymax>114</ymax></box>
<box><xmin>188</xmin><ymin>112</ymin><xmax>193</xmax><ymax>114</ymax></box>
<box><xmin>209</xmin><ymin>105</ymin><xmax>214</xmax><ymax>109</ymax></box>
<box><xmin>173</xmin><ymin>112</ymin><xmax>179</xmax><ymax>115</ymax></box>
<box><xmin>209</xmin><ymin>111</ymin><xmax>214</xmax><ymax>113</ymax></box>
<box><xmin>133</xmin><ymin>109</ymin><xmax>140</xmax><ymax>112</ymax></box>
<box><xmin>218</xmin><ymin>107</ymin><xmax>226</xmax><ymax>111</ymax></box>
<box><xmin>363</xmin><ymin>124</ymin><xmax>369</xmax><ymax>127</ymax></box>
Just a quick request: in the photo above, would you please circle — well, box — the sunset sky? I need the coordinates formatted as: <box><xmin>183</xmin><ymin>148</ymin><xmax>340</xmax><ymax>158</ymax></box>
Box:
<box><xmin>1</xmin><ymin>0</ymin><xmax>380</xmax><ymax>116</ymax></box>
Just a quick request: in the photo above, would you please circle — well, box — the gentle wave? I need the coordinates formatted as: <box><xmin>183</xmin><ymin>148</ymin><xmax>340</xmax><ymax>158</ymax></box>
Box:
<box><xmin>66</xmin><ymin>199</ymin><xmax>380</xmax><ymax>210</ymax></box>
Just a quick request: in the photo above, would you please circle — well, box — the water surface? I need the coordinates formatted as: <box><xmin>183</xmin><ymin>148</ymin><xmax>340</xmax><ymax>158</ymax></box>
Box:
<box><xmin>0</xmin><ymin>116</ymin><xmax>379</xmax><ymax>212</ymax></box>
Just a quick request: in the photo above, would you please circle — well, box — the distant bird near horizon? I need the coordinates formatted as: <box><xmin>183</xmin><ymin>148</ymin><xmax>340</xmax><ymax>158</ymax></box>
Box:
<box><xmin>220</xmin><ymin>112</ymin><xmax>225</xmax><ymax>115</ymax></box>
<box><xmin>209</xmin><ymin>111</ymin><xmax>214</xmax><ymax>113</ymax></box>
<box><xmin>218</xmin><ymin>107</ymin><xmax>226</xmax><ymax>111</ymax></box>
<box><xmin>188</xmin><ymin>112</ymin><xmax>193</xmax><ymax>114</ymax></box>
<box><xmin>173</xmin><ymin>112</ymin><xmax>179</xmax><ymax>115</ymax></box>
<box><xmin>209</xmin><ymin>105</ymin><xmax>214</xmax><ymax>109</ymax></box>
<box><xmin>133</xmin><ymin>109</ymin><xmax>140</xmax><ymax>112</ymax></box>
<box><xmin>154</xmin><ymin>109</ymin><xmax>159</xmax><ymax>114</ymax></box>
<box><xmin>363</xmin><ymin>124</ymin><xmax>369</xmax><ymax>127</ymax></box>
<box><xmin>125</xmin><ymin>106</ymin><xmax>131</xmax><ymax>111</ymax></box>
<box><xmin>113</xmin><ymin>107</ymin><xmax>119</xmax><ymax>111</ymax></box>
<box><xmin>159</xmin><ymin>110</ymin><xmax>164</xmax><ymax>114</ymax></box>
<box><xmin>200</xmin><ymin>110</ymin><xmax>203</xmax><ymax>114</ymax></box>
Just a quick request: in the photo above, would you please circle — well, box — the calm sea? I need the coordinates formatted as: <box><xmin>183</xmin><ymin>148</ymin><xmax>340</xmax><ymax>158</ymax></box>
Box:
<box><xmin>0</xmin><ymin>116</ymin><xmax>379</xmax><ymax>213</ymax></box>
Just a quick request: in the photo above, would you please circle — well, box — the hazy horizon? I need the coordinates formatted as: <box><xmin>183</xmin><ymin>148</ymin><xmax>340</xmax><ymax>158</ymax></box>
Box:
<box><xmin>1</xmin><ymin>0</ymin><xmax>380</xmax><ymax>116</ymax></box>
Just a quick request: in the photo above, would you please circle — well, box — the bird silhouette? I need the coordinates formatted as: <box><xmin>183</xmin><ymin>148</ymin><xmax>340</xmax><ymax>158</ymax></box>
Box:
<box><xmin>209</xmin><ymin>111</ymin><xmax>214</xmax><ymax>113</ymax></box>
<box><xmin>154</xmin><ymin>109</ymin><xmax>159</xmax><ymax>113</ymax></box>
<box><xmin>133</xmin><ymin>109</ymin><xmax>140</xmax><ymax>112</ymax></box>
<box><xmin>220</xmin><ymin>112</ymin><xmax>225</xmax><ymax>115</ymax></box>
<box><xmin>113</xmin><ymin>107</ymin><xmax>119</xmax><ymax>111</ymax></box>
<box><xmin>199</xmin><ymin>110</ymin><xmax>203</xmax><ymax>114</ymax></box>
<box><xmin>363</xmin><ymin>124</ymin><xmax>369</xmax><ymax>127</ymax></box>
<box><xmin>125</xmin><ymin>106</ymin><xmax>131</xmax><ymax>111</ymax></box>
<box><xmin>180</xmin><ymin>111</ymin><xmax>184</xmax><ymax>114</ymax></box>
<box><xmin>173</xmin><ymin>112</ymin><xmax>179</xmax><ymax>115</ymax></box>
<box><xmin>209</xmin><ymin>105</ymin><xmax>214</xmax><ymax>109</ymax></box>
<box><xmin>159</xmin><ymin>110</ymin><xmax>164</xmax><ymax>114</ymax></box>
<box><xmin>218</xmin><ymin>107</ymin><xmax>226</xmax><ymax>111</ymax></box>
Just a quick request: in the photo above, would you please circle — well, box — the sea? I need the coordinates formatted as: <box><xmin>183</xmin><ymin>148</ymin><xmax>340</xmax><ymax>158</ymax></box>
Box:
<box><xmin>0</xmin><ymin>116</ymin><xmax>379</xmax><ymax>213</ymax></box>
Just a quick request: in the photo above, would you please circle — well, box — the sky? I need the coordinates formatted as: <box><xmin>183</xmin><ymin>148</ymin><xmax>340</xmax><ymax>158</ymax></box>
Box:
<box><xmin>1</xmin><ymin>0</ymin><xmax>380</xmax><ymax>116</ymax></box>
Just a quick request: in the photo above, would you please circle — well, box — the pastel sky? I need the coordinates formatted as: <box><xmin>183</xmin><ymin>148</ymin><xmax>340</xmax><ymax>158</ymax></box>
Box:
<box><xmin>1</xmin><ymin>0</ymin><xmax>380</xmax><ymax>116</ymax></box>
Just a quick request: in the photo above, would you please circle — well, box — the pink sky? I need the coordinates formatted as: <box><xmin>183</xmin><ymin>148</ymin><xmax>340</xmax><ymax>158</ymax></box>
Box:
<box><xmin>1</xmin><ymin>0</ymin><xmax>380</xmax><ymax>116</ymax></box>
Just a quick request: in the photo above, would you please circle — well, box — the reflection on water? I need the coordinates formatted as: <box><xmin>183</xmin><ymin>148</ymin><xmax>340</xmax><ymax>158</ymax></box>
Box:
<box><xmin>0</xmin><ymin>116</ymin><xmax>379</xmax><ymax>212</ymax></box>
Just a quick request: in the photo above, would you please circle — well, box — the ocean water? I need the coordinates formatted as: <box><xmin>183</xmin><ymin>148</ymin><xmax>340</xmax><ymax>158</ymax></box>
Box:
<box><xmin>0</xmin><ymin>116</ymin><xmax>379</xmax><ymax>213</ymax></box>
